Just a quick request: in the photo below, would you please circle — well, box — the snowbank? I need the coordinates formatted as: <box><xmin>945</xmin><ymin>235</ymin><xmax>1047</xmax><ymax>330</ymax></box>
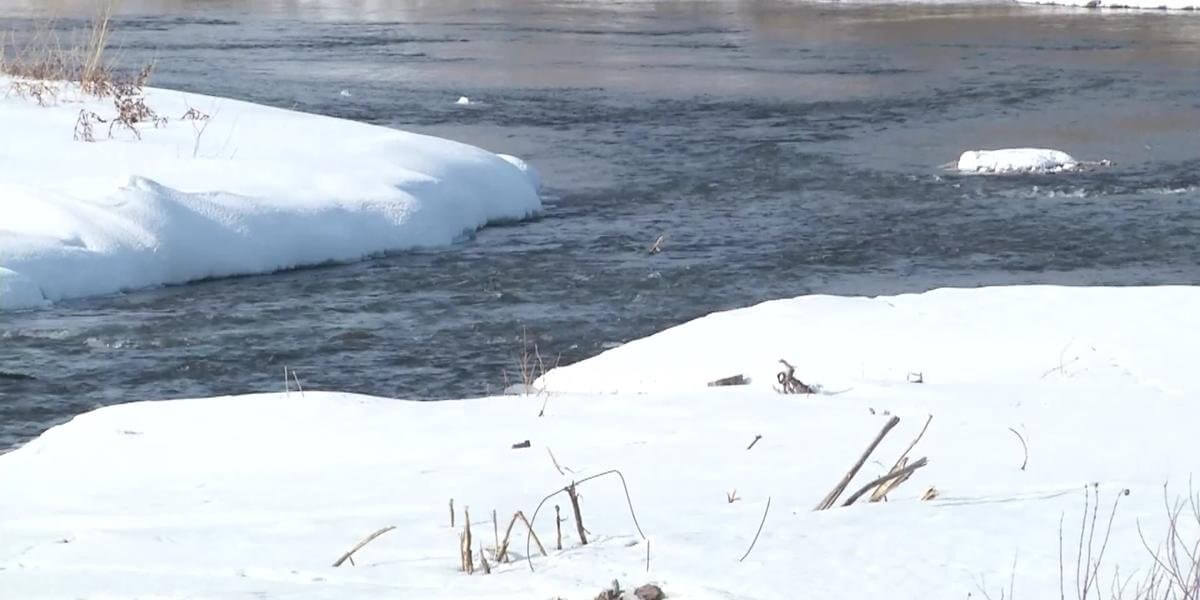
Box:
<box><xmin>2</xmin><ymin>286</ymin><xmax>1199</xmax><ymax>599</ymax></box>
<box><xmin>538</xmin><ymin>285</ymin><xmax>1200</xmax><ymax>395</ymax></box>
<box><xmin>955</xmin><ymin>148</ymin><xmax>1078</xmax><ymax>173</ymax></box>
<box><xmin>0</xmin><ymin>78</ymin><xmax>541</xmax><ymax>310</ymax></box>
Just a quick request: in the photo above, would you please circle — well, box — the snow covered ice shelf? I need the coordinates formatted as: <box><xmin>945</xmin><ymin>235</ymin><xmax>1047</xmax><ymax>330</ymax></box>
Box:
<box><xmin>0</xmin><ymin>77</ymin><xmax>541</xmax><ymax>311</ymax></box>
<box><xmin>3</xmin><ymin>285</ymin><xmax>1200</xmax><ymax>599</ymax></box>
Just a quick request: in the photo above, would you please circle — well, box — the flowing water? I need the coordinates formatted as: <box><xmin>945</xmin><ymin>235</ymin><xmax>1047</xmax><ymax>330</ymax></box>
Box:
<box><xmin>2</xmin><ymin>0</ymin><xmax>1199</xmax><ymax>449</ymax></box>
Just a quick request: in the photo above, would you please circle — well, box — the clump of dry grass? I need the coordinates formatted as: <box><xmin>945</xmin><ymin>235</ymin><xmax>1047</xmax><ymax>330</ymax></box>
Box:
<box><xmin>1</xmin><ymin>2</ymin><xmax>143</xmax><ymax>100</ymax></box>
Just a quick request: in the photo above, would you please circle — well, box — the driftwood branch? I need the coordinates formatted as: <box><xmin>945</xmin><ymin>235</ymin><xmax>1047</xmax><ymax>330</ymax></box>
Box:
<box><xmin>526</xmin><ymin>469</ymin><xmax>647</xmax><ymax>572</ymax></box>
<box><xmin>842</xmin><ymin>456</ymin><xmax>930</xmax><ymax>507</ymax></box>
<box><xmin>738</xmin><ymin>497</ymin><xmax>772</xmax><ymax>562</ymax></box>
<box><xmin>815</xmin><ymin>416</ymin><xmax>901</xmax><ymax>510</ymax></box>
<box><xmin>332</xmin><ymin>526</ymin><xmax>397</xmax><ymax>567</ymax></box>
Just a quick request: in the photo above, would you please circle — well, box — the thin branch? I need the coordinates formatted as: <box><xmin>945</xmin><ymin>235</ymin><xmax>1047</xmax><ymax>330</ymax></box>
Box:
<box><xmin>738</xmin><ymin>497</ymin><xmax>772</xmax><ymax>562</ymax></box>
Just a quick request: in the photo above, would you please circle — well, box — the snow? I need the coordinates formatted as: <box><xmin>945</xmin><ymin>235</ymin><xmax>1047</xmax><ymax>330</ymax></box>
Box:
<box><xmin>1018</xmin><ymin>0</ymin><xmax>1199</xmax><ymax>8</ymax></box>
<box><xmin>457</xmin><ymin>96</ymin><xmax>471</xmax><ymax>105</ymax></box>
<box><xmin>955</xmin><ymin>148</ymin><xmax>1079</xmax><ymax>173</ymax></box>
<box><xmin>0</xmin><ymin>78</ymin><xmax>540</xmax><ymax>311</ymax></box>
<box><xmin>3</xmin><ymin>285</ymin><xmax>1199</xmax><ymax>599</ymax></box>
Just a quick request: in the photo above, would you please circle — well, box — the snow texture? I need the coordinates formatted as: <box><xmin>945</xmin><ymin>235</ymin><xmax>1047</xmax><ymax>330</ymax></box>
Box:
<box><xmin>2</xmin><ymin>285</ymin><xmax>1199</xmax><ymax>599</ymax></box>
<box><xmin>956</xmin><ymin>148</ymin><xmax>1079</xmax><ymax>173</ymax></box>
<box><xmin>0</xmin><ymin>78</ymin><xmax>541</xmax><ymax>311</ymax></box>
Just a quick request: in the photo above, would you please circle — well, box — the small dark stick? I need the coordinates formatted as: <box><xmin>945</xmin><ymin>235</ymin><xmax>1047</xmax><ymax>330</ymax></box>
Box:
<box><xmin>566</xmin><ymin>482</ymin><xmax>588</xmax><ymax>545</ymax></box>
<box><xmin>449</xmin><ymin>498</ymin><xmax>455</xmax><ymax>528</ymax></box>
<box><xmin>512</xmin><ymin>440</ymin><xmax>531</xmax><ymax>449</ymax></box>
<box><xmin>555</xmin><ymin>505</ymin><xmax>563</xmax><ymax>550</ymax></box>
<box><xmin>747</xmin><ymin>434</ymin><xmax>763</xmax><ymax>450</ymax></box>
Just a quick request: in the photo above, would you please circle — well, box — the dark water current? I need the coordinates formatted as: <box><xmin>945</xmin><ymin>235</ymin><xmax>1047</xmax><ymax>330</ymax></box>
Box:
<box><xmin>2</xmin><ymin>0</ymin><xmax>1199</xmax><ymax>449</ymax></box>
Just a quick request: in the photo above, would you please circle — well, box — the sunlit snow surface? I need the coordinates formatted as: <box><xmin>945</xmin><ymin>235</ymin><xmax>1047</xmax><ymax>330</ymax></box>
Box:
<box><xmin>0</xmin><ymin>78</ymin><xmax>541</xmax><ymax>310</ymax></box>
<box><xmin>3</xmin><ymin>285</ymin><xmax>1198</xmax><ymax>599</ymax></box>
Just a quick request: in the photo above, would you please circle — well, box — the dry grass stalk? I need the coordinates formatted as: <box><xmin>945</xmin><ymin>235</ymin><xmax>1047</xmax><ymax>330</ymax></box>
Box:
<box><xmin>332</xmin><ymin>525</ymin><xmax>396</xmax><ymax>567</ymax></box>
<box><xmin>526</xmin><ymin>469</ymin><xmax>647</xmax><ymax>572</ymax></box>
<box><xmin>815</xmin><ymin>415</ymin><xmax>901</xmax><ymax>510</ymax></box>
<box><xmin>496</xmin><ymin>510</ymin><xmax>547</xmax><ymax>563</ymax></box>
<box><xmin>738</xmin><ymin>497</ymin><xmax>772</xmax><ymax>562</ymax></box>
<box><xmin>555</xmin><ymin>505</ymin><xmax>563</xmax><ymax>550</ymax></box>
<box><xmin>449</xmin><ymin>498</ymin><xmax>455</xmax><ymax>528</ymax></box>
<box><xmin>492</xmin><ymin>509</ymin><xmax>499</xmax><ymax>560</ymax></box>
<box><xmin>870</xmin><ymin>414</ymin><xmax>933</xmax><ymax>502</ymax></box>
<box><xmin>567</xmin><ymin>482</ymin><xmax>588</xmax><ymax>545</ymax></box>
<box><xmin>842</xmin><ymin>456</ymin><xmax>929</xmax><ymax>507</ymax></box>
<box><xmin>1009</xmin><ymin>426</ymin><xmax>1029</xmax><ymax>471</ymax></box>
<box><xmin>478</xmin><ymin>542</ymin><xmax>491</xmax><ymax>575</ymax></box>
<box><xmin>462</xmin><ymin>506</ymin><xmax>474</xmax><ymax>574</ymax></box>
<box><xmin>727</xmin><ymin>489</ymin><xmax>741</xmax><ymax>503</ymax></box>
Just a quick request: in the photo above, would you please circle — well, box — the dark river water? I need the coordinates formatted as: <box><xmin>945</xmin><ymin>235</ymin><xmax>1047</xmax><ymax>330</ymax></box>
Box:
<box><xmin>2</xmin><ymin>0</ymin><xmax>1199</xmax><ymax>449</ymax></box>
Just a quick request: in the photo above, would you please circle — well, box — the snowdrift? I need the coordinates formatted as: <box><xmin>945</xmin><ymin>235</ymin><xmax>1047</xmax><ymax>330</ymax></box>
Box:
<box><xmin>2</xmin><ymin>286</ymin><xmax>1199</xmax><ymax>599</ymax></box>
<box><xmin>0</xmin><ymin>78</ymin><xmax>541</xmax><ymax>311</ymax></box>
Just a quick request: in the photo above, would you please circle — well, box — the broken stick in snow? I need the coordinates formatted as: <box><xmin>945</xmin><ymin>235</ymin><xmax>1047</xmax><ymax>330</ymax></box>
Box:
<box><xmin>815</xmin><ymin>415</ymin><xmax>901</xmax><ymax>510</ymax></box>
<box><xmin>842</xmin><ymin>456</ymin><xmax>929</xmax><ymax>507</ymax></box>
<box><xmin>567</xmin><ymin>482</ymin><xmax>588</xmax><ymax>545</ymax></box>
<box><xmin>870</xmin><ymin>414</ymin><xmax>932</xmax><ymax>502</ymax></box>
<box><xmin>332</xmin><ymin>526</ymin><xmax>397</xmax><ymax>567</ymax></box>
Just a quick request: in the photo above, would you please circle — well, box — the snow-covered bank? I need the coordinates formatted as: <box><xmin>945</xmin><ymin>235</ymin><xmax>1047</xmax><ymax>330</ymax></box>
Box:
<box><xmin>2</xmin><ymin>285</ymin><xmax>1199</xmax><ymax>599</ymax></box>
<box><xmin>0</xmin><ymin>78</ymin><xmax>541</xmax><ymax>311</ymax></box>
<box><xmin>539</xmin><ymin>285</ymin><xmax>1200</xmax><ymax>396</ymax></box>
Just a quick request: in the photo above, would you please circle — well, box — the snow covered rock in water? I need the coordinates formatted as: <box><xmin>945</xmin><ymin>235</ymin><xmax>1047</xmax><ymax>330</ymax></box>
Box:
<box><xmin>0</xmin><ymin>267</ymin><xmax>47</xmax><ymax>310</ymax></box>
<box><xmin>956</xmin><ymin>148</ymin><xmax>1079</xmax><ymax>173</ymax></box>
<box><xmin>456</xmin><ymin>96</ymin><xmax>471</xmax><ymax>105</ymax></box>
<box><xmin>0</xmin><ymin>78</ymin><xmax>540</xmax><ymax>310</ymax></box>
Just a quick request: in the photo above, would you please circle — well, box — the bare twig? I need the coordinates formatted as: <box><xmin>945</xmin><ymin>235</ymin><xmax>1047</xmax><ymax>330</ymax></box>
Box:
<box><xmin>449</xmin><ymin>498</ymin><xmax>455</xmax><ymax>528</ymax></box>
<box><xmin>815</xmin><ymin>416</ymin><xmax>901</xmax><ymax>510</ymax></box>
<box><xmin>738</xmin><ymin>497</ymin><xmax>772</xmax><ymax>562</ymax></box>
<box><xmin>547</xmin><ymin>447</ymin><xmax>573</xmax><ymax>475</ymax></box>
<box><xmin>332</xmin><ymin>526</ymin><xmax>396</xmax><ymax>567</ymax></box>
<box><xmin>747</xmin><ymin>434</ymin><xmax>762</xmax><ymax>450</ymax></box>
